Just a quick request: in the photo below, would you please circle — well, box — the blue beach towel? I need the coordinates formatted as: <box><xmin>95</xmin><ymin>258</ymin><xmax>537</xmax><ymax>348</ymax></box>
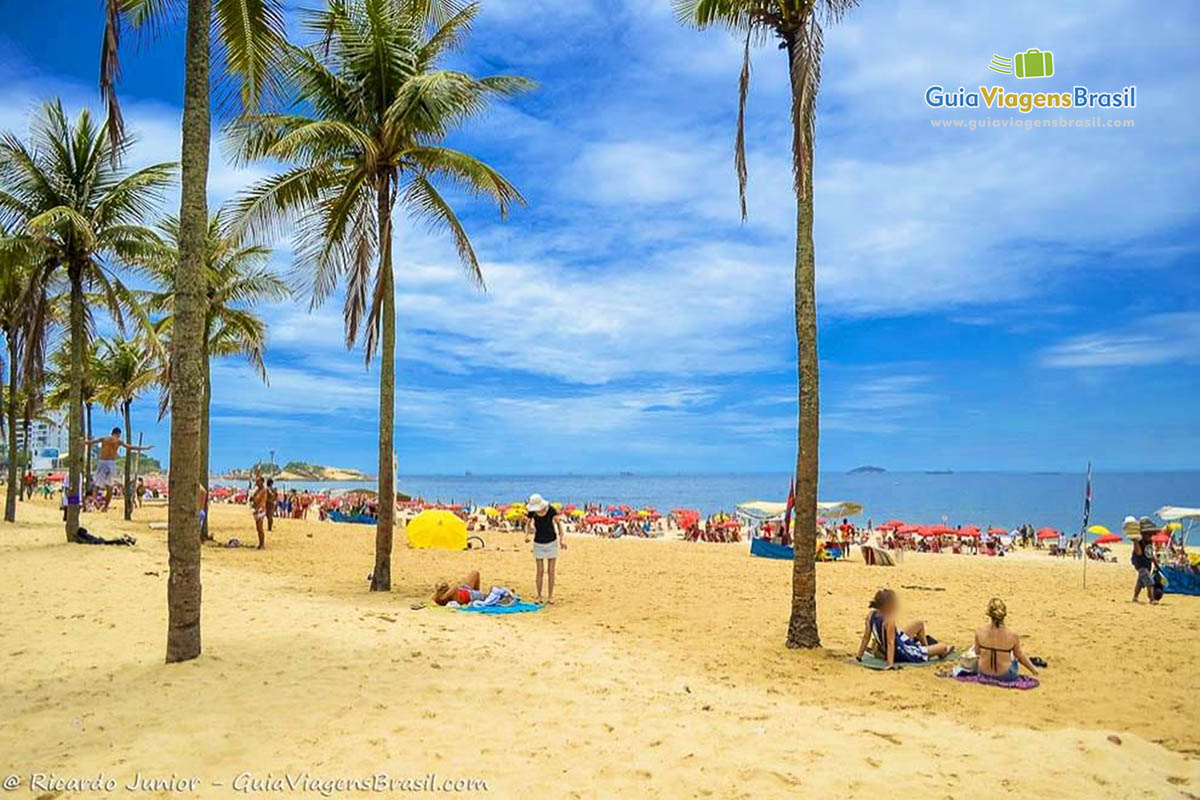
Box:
<box><xmin>457</xmin><ymin>601</ymin><xmax>541</xmax><ymax>615</ymax></box>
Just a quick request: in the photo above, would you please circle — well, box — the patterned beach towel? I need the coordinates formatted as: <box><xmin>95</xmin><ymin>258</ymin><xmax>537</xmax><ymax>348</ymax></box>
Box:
<box><xmin>942</xmin><ymin>671</ymin><xmax>1040</xmax><ymax>690</ymax></box>
<box><xmin>854</xmin><ymin>653</ymin><xmax>942</xmax><ymax>670</ymax></box>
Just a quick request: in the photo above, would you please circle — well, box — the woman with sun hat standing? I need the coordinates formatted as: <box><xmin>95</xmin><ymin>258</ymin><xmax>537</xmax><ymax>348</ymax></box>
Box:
<box><xmin>525</xmin><ymin>493</ymin><xmax>566</xmax><ymax>604</ymax></box>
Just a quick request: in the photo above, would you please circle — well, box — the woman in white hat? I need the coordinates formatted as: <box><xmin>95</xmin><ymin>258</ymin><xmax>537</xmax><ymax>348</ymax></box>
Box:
<box><xmin>525</xmin><ymin>493</ymin><xmax>566</xmax><ymax>604</ymax></box>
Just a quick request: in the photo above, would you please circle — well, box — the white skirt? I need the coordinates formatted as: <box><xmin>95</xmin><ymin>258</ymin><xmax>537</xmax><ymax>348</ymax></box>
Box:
<box><xmin>532</xmin><ymin>540</ymin><xmax>559</xmax><ymax>560</ymax></box>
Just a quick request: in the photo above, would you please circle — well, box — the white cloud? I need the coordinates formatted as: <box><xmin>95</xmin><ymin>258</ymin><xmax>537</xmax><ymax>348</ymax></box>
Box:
<box><xmin>1040</xmin><ymin>312</ymin><xmax>1200</xmax><ymax>368</ymax></box>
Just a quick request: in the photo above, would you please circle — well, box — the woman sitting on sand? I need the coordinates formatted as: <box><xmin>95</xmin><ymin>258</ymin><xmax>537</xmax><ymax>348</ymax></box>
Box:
<box><xmin>855</xmin><ymin>589</ymin><xmax>955</xmax><ymax>667</ymax></box>
<box><xmin>972</xmin><ymin>598</ymin><xmax>1039</xmax><ymax>682</ymax></box>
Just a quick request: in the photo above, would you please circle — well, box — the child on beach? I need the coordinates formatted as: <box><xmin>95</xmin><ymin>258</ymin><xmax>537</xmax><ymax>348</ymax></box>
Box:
<box><xmin>855</xmin><ymin>589</ymin><xmax>954</xmax><ymax>668</ymax></box>
<box><xmin>525</xmin><ymin>493</ymin><xmax>565</xmax><ymax>604</ymax></box>
<box><xmin>250</xmin><ymin>477</ymin><xmax>268</xmax><ymax>549</ymax></box>
<box><xmin>265</xmin><ymin>479</ymin><xmax>278</xmax><ymax>531</ymax></box>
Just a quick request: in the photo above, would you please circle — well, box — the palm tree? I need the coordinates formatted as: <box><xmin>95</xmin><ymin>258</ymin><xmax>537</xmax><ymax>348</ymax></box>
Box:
<box><xmin>0</xmin><ymin>237</ymin><xmax>41</xmax><ymax>522</ymax></box>
<box><xmin>134</xmin><ymin>209</ymin><xmax>288</xmax><ymax>537</ymax></box>
<box><xmin>94</xmin><ymin>336</ymin><xmax>157</xmax><ymax>520</ymax></box>
<box><xmin>676</xmin><ymin>0</ymin><xmax>857</xmax><ymax>648</ymax></box>
<box><xmin>103</xmin><ymin>0</ymin><xmax>290</xmax><ymax>664</ymax></box>
<box><xmin>232</xmin><ymin>0</ymin><xmax>531</xmax><ymax>592</ymax></box>
<box><xmin>0</xmin><ymin>100</ymin><xmax>171</xmax><ymax>543</ymax></box>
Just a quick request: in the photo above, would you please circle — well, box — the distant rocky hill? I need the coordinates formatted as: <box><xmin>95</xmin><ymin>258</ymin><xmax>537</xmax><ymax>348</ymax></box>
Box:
<box><xmin>848</xmin><ymin>465</ymin><xmax>886</xmax><ymax>474</ymax></box>
<box><xmin>222</xmin><ymin>462</ymin><xmax>372</xmax><ymax>481</ymax></box>
<box><xmin>278</xmin><ymin>462</ymin><xmax>371</xmax><ymax>481</ymax></box>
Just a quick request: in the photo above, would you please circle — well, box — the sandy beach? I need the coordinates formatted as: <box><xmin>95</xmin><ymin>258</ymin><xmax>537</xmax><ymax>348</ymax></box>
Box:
<box><xmin>2</xmin><ymin>499</ymin><xmax>1197</xmax><ymax>799</ymax></box>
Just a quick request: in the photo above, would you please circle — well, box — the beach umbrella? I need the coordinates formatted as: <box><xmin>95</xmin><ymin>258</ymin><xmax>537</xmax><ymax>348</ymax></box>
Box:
<box><xmin>1094</xmin><ymin>533</ymin><xmax>1122</xmax><ymax>545</ymax></box>
<box><xmin>585</xmin><ymin>515</ymin><xmax>612</xmax><ymax>525</ymax></box>
<box><xmin>930</xmin><ymin>524</ymin><xmax>954</xmax><ymax>535</ymax></box>
<box><xmin>481</xmin><ymin>506</ymin><xmax>499</xmax><ymax>518</ymax></box>
<box><xmin>988</xmin><ymin>527</ymin><xmax>1007</xmax><ymax>536</ymax></box>
<box><xmin>1086</xmin><ymin>524</ymin><xmax>1112</xmax><ymax>536</ymax></box>
<box><xmin>896</xmin><ymin>524</ymin><xmax>919</xmax><ymax>535</ymax></box>
<box><xmin>405</xmin><ymin>509</ymin><xmax>468</xmax><ymax>550</ymax></box>
<box><xmin>957</xmin><ymin>525</ymin><xmax>981</xmax><ymax>538</ymax></box>
<box><xmin>1036</xmin><ymin>528</ymin><xmax>1060</xmax><ymax>540</ymax></box>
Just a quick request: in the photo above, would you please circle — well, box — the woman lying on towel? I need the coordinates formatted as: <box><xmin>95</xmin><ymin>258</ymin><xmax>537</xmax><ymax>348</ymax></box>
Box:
<box><xmin>970</xmin><ymin>598</ymin><xmax>1039</xmax><ymax>682</ymax></box>
<box><xmin>855</xmin><ymin>589</ymin><xmax>955</xmax><ymax>668</ymax></box>
<box><xmin>434</xmin><ymin>570</ymin><xmax>482</xmax><ymax>606</ymax></box>
<box><xmin>432</xmin><ymin>571</ymin><xmax>518</xmax><ymax>608</ymax></box>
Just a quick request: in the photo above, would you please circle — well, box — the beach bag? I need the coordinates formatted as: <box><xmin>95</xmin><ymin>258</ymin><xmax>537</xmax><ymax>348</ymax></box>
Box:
<box><xmin>957</xmin><ymin>646</ymin><xmax>979</xmax><ymax>673</ymax></box>
<box><xmin>1151</xmin><ymin>568</ymin><xmax>1167</xmax><ymax>602</ymax></box>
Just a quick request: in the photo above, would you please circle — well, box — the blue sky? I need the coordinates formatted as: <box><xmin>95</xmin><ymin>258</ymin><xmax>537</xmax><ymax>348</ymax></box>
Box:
<box><xmin>1</xmin><ymin>0</ymin><xmax>1197</xmax><ymax>474</ymax></box>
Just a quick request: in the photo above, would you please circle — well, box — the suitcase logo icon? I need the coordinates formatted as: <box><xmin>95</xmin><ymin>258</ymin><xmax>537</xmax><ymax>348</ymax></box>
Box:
<box><xmin>989</xmin><ymin>49</ymin><xmax>1055</xmax><ymax>79</ymax></box>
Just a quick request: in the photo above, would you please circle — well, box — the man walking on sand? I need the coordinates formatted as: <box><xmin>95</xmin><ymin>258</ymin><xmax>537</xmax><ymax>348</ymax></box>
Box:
<box><xmin>525</xmin><ymin>493</ymin><xmax>566</xmax><ymax>604</ymax></box>
<box><xmin>250</xmin><ymin>476</ymin><xmax>268</xmax><ymax>549</ymax></box>
<box><xmin>82</xmin><ymin>428</ymin><xmax>153</xmax><ymax>511</ymax></box>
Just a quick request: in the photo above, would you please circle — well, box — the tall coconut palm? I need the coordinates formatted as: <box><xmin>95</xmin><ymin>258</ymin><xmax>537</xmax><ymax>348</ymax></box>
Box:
<box><xmin>676</xmin><ymin>0</ymin><xmax>857</xmax><ymax>648</ymax></box>
<box><xmin>0</xmin><ymin>101</ymin><xmax>171</xmax><ymax>543</ymax></box>
<box><xmin>94</xmin><ymin>335</ymin><xmax>157</xmax><ymax>520</ymax></box>
<box><xmin>232</xmin><ymin>0</ymin><xmax>531</xmax><ymax>592</ymax></box>
<box><xmin>102</xmin><ymin>0</ymin><xmax>294</xmax><ymax>664</ymax></box>
<box><xmin>0</xmin><ymin>237</ymin><xmax>42</xmax><ymax>522</ymax></box>
<box><xmin>134</xmin><ymin>209</ymin><xmax>288</xmax><ymax>537</ymax></box>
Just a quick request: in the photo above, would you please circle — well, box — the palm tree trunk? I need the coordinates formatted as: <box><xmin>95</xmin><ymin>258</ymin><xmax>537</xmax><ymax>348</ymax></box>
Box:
<box><xmin>370</xmin><ymin>180</ymin><xmax>396</xmax><ymax>593</ymax></box>
<box><xmin>199</xmin><ymin>344</ymin><xmax>211</xmax><ymax>540</ymax></box>
<box><xmin>65</xmin><ymin>263</ymin><xmax>85</xmax><ymax>542</ymax></box>
<box><xmin>165</xmin><ymin>0</ymin><xmax>212</xmax><ymax>663</ymax></box>
<box><xmin>784</xmin><ymin>34</ymin><xmax>821</xmax><ymax>650</ymax></box>
<box><xmin>122</xmin><ymin>399</ymin><xmax>133</xmax><ymax>521</ymax></box>
<box><xmin>4</xmin><ymin>335</ymin><xmax>18</xmax><ymax>522</ymax></box>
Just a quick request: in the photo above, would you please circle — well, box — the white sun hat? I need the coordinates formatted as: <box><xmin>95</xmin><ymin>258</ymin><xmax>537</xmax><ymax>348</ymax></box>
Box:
<box><xmin>527</xmin><ymin>493</ymin><xmax>549</xmax><ymax>513</ymax></box>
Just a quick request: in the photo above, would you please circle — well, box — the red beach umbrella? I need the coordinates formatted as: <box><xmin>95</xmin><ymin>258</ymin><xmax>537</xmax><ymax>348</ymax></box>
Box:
<box><xmin>896</xmin><ymin>524</ymin><xmax>920</xmax><ymax>535</ymax></box>
<box><xmin>1094</xmin><ymin>533</ymin><xmax>1122</xmax><ymax>545</ymax></box>
<box><xmin>1036</xmin><ymin>527</ymin><xmax>1061</xmax><ymax>540</ymax></box>
<box><xmin>988</xmin><ymin>527</ymin><xmax>1007</xmax><ymax>536</ymax></box>
<box><xmin>957</xmin><ymin>525</ymin><xmax>981</xmax><ymax>538</ymax></box>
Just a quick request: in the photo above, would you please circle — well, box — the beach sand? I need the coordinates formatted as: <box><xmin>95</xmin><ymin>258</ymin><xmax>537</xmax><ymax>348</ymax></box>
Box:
<box><xmin>2</xmin><ymin>499</ymin><xmax>1198</xmax><ymax>798</ymax></box>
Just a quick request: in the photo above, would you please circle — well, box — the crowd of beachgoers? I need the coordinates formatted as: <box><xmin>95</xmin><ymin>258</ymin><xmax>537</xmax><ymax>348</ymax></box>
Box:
<box><xmin>13</xmin><ymin>470</ymin><xmax>1196</xmax><ymax>574</ymax></box>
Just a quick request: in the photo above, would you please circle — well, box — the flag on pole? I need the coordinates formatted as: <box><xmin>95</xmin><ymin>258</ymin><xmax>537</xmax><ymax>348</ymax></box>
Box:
<box><xmin>1081</xmin><ymin>461</ymin><xmax>1092</xmax><ymax>587</ymax></box>
<box><xmin>1080</xmin><ymin>462</ymin><xmax>1092</xmax><ymax>538</ymax></box>
<box><xmin>782</xmin><ymin>479</ymin><xmax>792</xmax><ymax>534</ymax></box>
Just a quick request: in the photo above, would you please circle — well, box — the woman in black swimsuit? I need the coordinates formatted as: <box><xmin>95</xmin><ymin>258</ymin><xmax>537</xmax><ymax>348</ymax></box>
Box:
<box><xmin>973</xmin><ymin>598</ymin><xmax>1039</xmax><ymax>682</ymax></box>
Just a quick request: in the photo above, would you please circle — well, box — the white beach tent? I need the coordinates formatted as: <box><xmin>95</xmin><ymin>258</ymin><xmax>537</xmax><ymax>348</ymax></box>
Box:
<box><xmin>1157</xmin><ymin>506</ymin><xmax>1200</xmax><ymax>546</ymax></box>
<box><xmin>735</xmin><ymin>500</ymin><xmax>863</xmax><ymax>521</ymax></box>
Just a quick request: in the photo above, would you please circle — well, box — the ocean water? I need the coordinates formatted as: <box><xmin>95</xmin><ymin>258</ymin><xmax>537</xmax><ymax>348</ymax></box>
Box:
<box><xmin>261</xmin><ymin>471</ymin><xmax>1199</xmax><ymax>535</ymax></box>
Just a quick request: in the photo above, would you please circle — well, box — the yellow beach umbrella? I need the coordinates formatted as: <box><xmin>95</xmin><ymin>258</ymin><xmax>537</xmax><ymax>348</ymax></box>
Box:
<box><xmin>505</xmin><ymin>505</ymin><xmax>527</xmax><ymax>521</ymax></box>
<box><xmin>1167</xmin><ymin>522</ymin><xmax>1183</xmax><ymax>531</ymax></box>
<box><xmin>481</xmin><ymin>506</ymin><xmax>499</xmax><ymax>518</ymax></box>
<box><xmin>569</xmin><ymin>508</ymin><xmax>584</xmax><ymax>517</ymax></box>
<box><xmin>1086</xmin><ymin>525</ymin><xmax>1111</xmax><ymax>535</ymax></box>
<box><xmin>406</xmin><ymin>510</ymin><xmax>467</xmax><ymax>550</ymax></box>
